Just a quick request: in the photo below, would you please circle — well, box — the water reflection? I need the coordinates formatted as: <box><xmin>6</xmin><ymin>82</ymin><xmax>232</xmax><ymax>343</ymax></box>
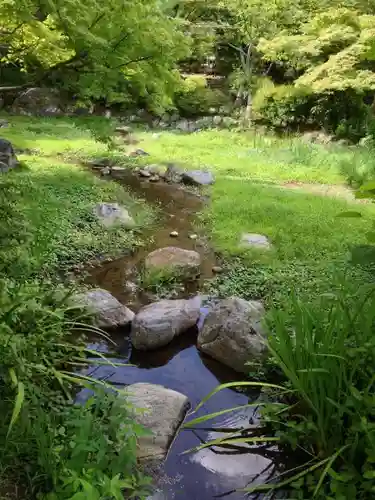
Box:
<box><xmin>80</xmin><ymin>331</ymin><xmax>280</xmax><ymax>499</ymax></box>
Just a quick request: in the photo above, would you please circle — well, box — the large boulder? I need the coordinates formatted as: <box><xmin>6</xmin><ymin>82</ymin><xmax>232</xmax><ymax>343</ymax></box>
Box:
<box><xmin>131</xmin><ymin>297</ymin><xmax>201</xmax><ymax>350</ymax></box>
<box><xmin>0</xmin><ymin>138</ymin><xmax>18</xmax><ymax>173</ymax></box>
<box><xmin>73</xmin><ymin>288</ymin><xmax>134</xmax><ymax>328</ymax></box>
<box><xmin>11</xmin><ymin>88</ymin><xmax>64</xmax><ymax>116</ymax></box>
<box><xmin>145</xmin><ymin>247</ymin><xmax>201</xmax><ymax>278</ymax></box>
<box><xmin>124</xmin><ymin>383</ymin><xmax>189</xmax><ymax>461</ymax></box>
<box><xmin>93</xmin><ymin>202</ymin><xmax>135</xmax><ymax>229</ymax></box>
<box><xmin>197</xmin><ymin>297</ymin><xmax>267</xmax><ymax>373</ymax></box>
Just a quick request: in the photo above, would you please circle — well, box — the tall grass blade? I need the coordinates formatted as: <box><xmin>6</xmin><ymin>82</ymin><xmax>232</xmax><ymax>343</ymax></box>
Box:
<box><xmin>183</xmin><ymin>403</ymin><xmax>270</xmax><ymax>428</ymax></box>
<box><xmin>313</xmin><ymin>445</ymin><xmax>349</xmax><ymax>497</ymax></box>
<box><xmin>189</xmin><ymin>381</ymin><xmax>288</xmax><ymax>414</ymax></box>
<box><xmin>7</xmin><ymin>380</ymin><xmax>25</xmax><ymax>437</ymax></box>
<box><xmin>183</xmin><ymin>436</ymin><xmax>280</xmax><ymax>455</ymax></box>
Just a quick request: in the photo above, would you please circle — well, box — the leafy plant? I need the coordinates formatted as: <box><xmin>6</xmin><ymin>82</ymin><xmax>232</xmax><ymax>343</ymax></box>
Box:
<box><xmin>174</xmin><ymin>75</ymin><xmax>229</xmax><ymax>117</ymax></box>
<box><xmin>184</xmin><ymin>289</ymin><xmax>375</xmax><ymax>498</ymax></box>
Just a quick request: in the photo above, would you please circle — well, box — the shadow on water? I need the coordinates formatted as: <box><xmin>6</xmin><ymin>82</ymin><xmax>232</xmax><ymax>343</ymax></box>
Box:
<box><xmin>82</xmin><ymin>166</ymin><xmax>284</xmax><ymax>499</ymax></box>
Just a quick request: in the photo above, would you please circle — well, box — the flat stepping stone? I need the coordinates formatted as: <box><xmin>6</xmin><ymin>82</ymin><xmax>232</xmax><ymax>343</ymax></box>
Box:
<box><xmin>197</xmin><ymin>297</ymin><xmax>267</xmax><ymax>373</ymax></box>
<box><xmin>115</xmin><ymin>126</ymin><xmax>132</xmax><ymax>135</ymax></box>
<box><xmin>145</xmin><ymin>247</ymin><xmax>201</xmax><ymax>277</ymax></box>
<box><xmin>124</xmin><ymin>383</ymin><xmax>189</xmax><ymax>461</ymax></box>
<box><xmin>240</xmin><ymin>233</ymin><xmax>272</xmax><ymax>250</ymax></box>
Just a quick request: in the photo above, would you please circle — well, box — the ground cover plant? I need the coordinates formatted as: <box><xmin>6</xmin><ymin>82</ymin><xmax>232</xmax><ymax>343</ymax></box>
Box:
<box><xmin>0</xmin><ymin>116</ymin><xmax>153</xmax><ymax>499</ymax></box>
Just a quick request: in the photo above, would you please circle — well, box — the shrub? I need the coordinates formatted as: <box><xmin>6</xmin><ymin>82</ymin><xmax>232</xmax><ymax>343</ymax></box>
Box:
<box><xmin>253</xmin><ymin>83</ymin><xmax>371</xmax><ymax>140</ymax></box>
<box><xmin>0</xmin><ymin>280</ymin><xmax>148</xmax><ymax>498</ymax></box>
<box><xmin>174</xmin><ymin>75</ymin><xmax>229</xmax><ymax>117</ymax></box>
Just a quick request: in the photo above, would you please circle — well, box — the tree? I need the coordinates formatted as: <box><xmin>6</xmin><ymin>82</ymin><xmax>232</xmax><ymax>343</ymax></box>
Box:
<box><xmin>0</xmin><ymin>0</ymin><xmax>190</xmax><ymax>111</ymax></box>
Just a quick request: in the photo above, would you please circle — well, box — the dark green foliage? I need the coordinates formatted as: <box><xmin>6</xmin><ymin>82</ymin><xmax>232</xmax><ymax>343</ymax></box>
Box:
<box><xmin>253</xmin><ymin>82</ymin><xmax>371</xmax><ymax>140</ymax></box>
<box><xmin>174</xmin><ymin>75</ymin><xmax>229</xmax><ymax>116</ymax></box>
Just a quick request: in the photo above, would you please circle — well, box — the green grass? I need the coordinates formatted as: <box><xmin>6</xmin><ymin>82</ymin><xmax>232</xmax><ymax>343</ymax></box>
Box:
<box><xmin>1</xmin><ymin>115</ymin><xmax>113</xmax><ymax>159</ymax></box>
<box><xmin>0</xmin><ymin>116</ymin><xmax>153</xmax><ymax>499</ymax></box>
<box><xmin>0</xmin><ymin>124</ymin><xmax>152</xmax><ymax>280</ymax></box>
<box><xmin>138</xmin><ymin>128</ymin><xmax>375</xmax><ymax>184</ymax></box>
<box><xmin>136</xmin><ymin>128</ymin><xmax>375</xmax><ymax>306</ymax></box>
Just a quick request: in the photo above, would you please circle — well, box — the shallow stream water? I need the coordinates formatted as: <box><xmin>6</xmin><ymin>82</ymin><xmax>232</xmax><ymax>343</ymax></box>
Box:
<box><xmin>83</xmin><ymin>167</ymin><xmax>282</xmax><ymax>499</ymax></box>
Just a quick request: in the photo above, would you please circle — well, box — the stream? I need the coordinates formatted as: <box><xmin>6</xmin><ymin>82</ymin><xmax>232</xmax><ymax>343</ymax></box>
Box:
<box><xmin>81</xmin><ymin>167</ymin><xmax>282</xmax><ymax>499</ymax></box>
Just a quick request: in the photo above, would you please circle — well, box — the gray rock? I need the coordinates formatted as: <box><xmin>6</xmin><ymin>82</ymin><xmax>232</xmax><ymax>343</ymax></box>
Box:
<box><xmin>89</xmin><ymin>158</ymin><xmax>112</xmax><ymax>169</ymax></box>
<box><xmin>123</xmin><ymin>383</ymin><xmax>189</xmax><ymax>460</ymax></box>
<box><xmin>0</xmin><ymin>138</ymin><xmax>18</xmax><ymax>172</ymax></box>
<box><xmin>139</xmin><ymin>169</ymin><xmax>152</xmax><ymax>178</ymax></box>
<box><xmin>213</xmin><ymin>115</ymin><xmax>222</xmax><ymax>126</ymax></box>
<box><xmin>164</xmin><ymin>164</ymin><xmax>184</xmax><ymax>183</ymax></box>
<box><xmin>169</xmin><ymin>231</ymin><xmax>179</xmax><ymax>238</ymax></box>
<box><xmin>0</xmin><ymin>120</ymin><xmax>9</xmax><ymax>128</ymax></box>
<box><xmin>176</xmin><ymin>120</ymin><xmax>190</xmax><ymax>133</ymax></box>
<box><xmin>111</xmin><ymin>166</ymin><xmax>127</xmax><ymax>174</ymax></box>
<box><xmin>359</xmin><ymin>135</ymin><xmax>373</xmax><ymax>148</ymax></box>
<box><xmin>94</xmin><ymin>202</ymin><xmax>135</xmax><ymax>229</ymax></box>
<box><xmin>130</xmin><ymin>149</ymin><xmax>150</xmax><ymax>157</ymax></box>
<box><xmin>11</xmin><ymin>87</ymin><xmax>63</xmax><ymax>116</ymax></box>
<box><xmin>240</xmin><ymin>233</ymin><xmax>272</xmax><ymax>250</ymax></box>
<box><xmin>131</xmin><ymin>297</ymin><xmax>201</xmax><ymax>350</ymax></box>
<box><xmin>197</xmin><ymin>297</ymin><xmax>267</xmax><ymax>373</ymax></box>
<box><xmin>124</xmin><ymin>281</ymin><xmax>138</xmax><ymax>294</ymax></box>
<box><xmin>182</xmin><ymin>170</ymin><xmax>215</xmax><ymax>186</ymax></box>
<box><xmin>302</xmin><ymin>131</ymin><xmax>333</xmax><ymax>145</ymax></box>
<box><xmin>222</xmin><ymin>116</ymin><xmax>238</xmax><ymax>129</ymax></box>
<box><xmin>145</xmin><ymin>164</ymin><xmax>167</xmax><ymax>177</ymax></box>
<box><xmin>73</xmin><ymin>288</ymin><xmax>134</xmax><ymax>328</ymax></box>
<box><xmin>195</xmin><ymin>116</ymin><xmax>214</xmax><ymax>129</ymax></box>
<box><xmin>145</xmin><ymin>247</ymin><xmax>201</xmax><ymax>278</ymax></box>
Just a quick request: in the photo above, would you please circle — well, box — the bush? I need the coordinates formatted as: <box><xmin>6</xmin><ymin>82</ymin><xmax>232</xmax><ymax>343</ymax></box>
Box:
<box><xmin>253</xmin><ymin>82</ymin><xmax>371</xmax><ymax>140</ymax></box>
<box><xmin>174</xmin><ymin>75</ymin><xmax>229</xmax><ymax>117</ymax></box>
<box><xmin>0</xmin><ymin>280</ymin><xmax>149</xmax><ymax>498</ymax></box>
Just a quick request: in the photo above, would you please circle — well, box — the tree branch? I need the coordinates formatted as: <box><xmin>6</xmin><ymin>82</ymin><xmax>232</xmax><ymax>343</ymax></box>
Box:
<box><xmin>110</xmin><ymin>55</ymin><xmax>154</xmax><ymax>70</ymax></box>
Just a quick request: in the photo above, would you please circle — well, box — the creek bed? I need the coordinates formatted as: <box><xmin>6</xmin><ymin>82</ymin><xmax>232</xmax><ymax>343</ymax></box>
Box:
<box><xmin>82</xmin><ymin>167</ymin><xmax>282</xmax><ymax>499</ymax></box>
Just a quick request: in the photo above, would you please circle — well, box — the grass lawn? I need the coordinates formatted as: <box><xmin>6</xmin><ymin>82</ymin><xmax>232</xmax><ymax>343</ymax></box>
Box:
<box><xmin>0</xmin><ymin>116</ymin><xmax>152</xmax><ymax>282</ymax></box>
<box><xmin>138</xmin><ymin>128</ymin><xmax>375</xmax><ymax>307</ymax></box>
<box><xmin>1</xmin><ymin>115</ymin><xmax>375</xmax><ymax>307</ymax></box>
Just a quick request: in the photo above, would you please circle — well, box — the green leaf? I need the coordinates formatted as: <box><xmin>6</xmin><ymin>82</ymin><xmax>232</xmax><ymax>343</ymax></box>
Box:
<box><xmin>7</xmin><ymin>380</ymin><xmax>25</xmax><ymax>437</ymax></box>
<box><xmin>189</xmin><ymin>381</ymin><xmax>288</xmax><ymax>415</ymax></box>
